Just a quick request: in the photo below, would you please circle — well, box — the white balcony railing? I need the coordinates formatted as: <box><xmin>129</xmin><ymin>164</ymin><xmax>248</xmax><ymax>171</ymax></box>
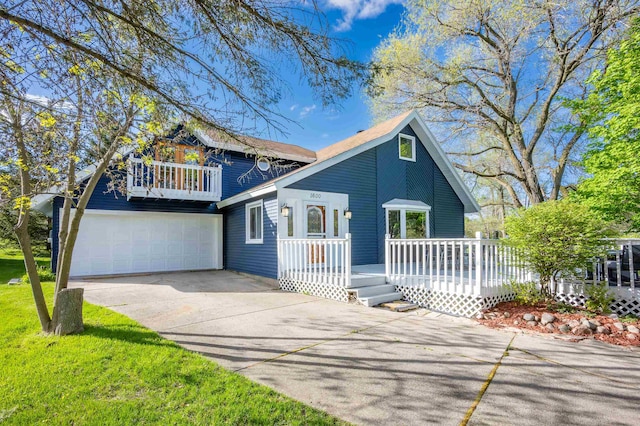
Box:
<box><xmin>127</xmin><ymin>156</ymin><xmax>222</xmax><ymax>202</ymax></box>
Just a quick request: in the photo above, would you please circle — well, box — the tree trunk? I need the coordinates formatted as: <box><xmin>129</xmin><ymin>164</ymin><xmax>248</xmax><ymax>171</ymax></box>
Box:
<box><xmin>50</xmin><ymin>288</ymin><xmax>84</xmax><ymax>335</ymax></box>
<box><xmin>15</xmin><ymin>221</ymin><xmax>52</xmax><ymax>331</ymax></box>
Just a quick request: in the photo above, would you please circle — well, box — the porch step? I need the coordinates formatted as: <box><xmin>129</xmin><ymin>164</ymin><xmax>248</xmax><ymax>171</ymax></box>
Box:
<box><xmin>359</xmin><ymin>292</ymin><xmax>405</xmax><ymax>307</ymax></box>
<box><xmin>353</xmin><ymin>284</ymin><xmax>397</xmax><ymax>298</ymax></box>
<box><xmin>348</xmin><ymin>274</ymin><xmax>387</xmax><ymax>288</ymax></box>
<box><xmin>379</xmin><ymin>301</ymin><xmax>419</xmax><ymax>312</ymax></box>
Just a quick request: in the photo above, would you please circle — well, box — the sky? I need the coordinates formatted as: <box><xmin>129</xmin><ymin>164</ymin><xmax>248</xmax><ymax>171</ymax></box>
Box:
<box><xmin>270</xmin><ymin>0</ymin><xmax>406</xmax><ymax>151</ymax></box>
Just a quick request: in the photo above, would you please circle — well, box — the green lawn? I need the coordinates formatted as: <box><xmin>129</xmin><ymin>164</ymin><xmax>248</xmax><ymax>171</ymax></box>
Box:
<box><xmin>0</xmin><ymin>250</ymin><xmax>345</xmax><ymax>425</ymax></box>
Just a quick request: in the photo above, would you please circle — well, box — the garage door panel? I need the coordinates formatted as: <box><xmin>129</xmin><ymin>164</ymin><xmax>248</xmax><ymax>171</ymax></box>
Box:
<box><xmin>67</xmin><ymin>210</ymin><xmax>222</xmax><ymax>276</ymax></box>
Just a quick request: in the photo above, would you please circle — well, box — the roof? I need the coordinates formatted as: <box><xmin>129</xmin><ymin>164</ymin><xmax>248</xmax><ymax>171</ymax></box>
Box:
<box><xmin>382</xmin><ymin>199</ymin><xmax>431</xmax><ymax>210</ymax></box>
<box><xmin>217</xmin><ymin>110</ymin><xmax>481</xmax><ymax>214</ymax></box>
<box><xmin>195</xmin><ymin>129</ymin><xmax>316</xmax><ymax>163</ymax></box>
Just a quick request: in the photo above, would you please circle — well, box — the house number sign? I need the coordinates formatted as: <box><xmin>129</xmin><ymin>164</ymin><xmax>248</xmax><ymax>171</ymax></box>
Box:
<box><xmin>309</xmin><ymin>192</ymin><xmax>322</xmax><ymax>199</ymax></box>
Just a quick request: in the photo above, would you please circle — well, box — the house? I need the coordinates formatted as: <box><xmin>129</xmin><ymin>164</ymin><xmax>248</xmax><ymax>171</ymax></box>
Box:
<box><xmin>33</xmin><ymin>110</ymin><xmax>484</xmax><ymax>311</ymax></box>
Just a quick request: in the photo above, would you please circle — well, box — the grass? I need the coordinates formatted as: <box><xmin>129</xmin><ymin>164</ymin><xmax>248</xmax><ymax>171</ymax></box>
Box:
<box><xmin>0</xmin><ymin>249</ymin><xmax>346</xmax><ymax>425</ymax></box>
<box><xmin>0</xmin><ymin>246</ymin><xmax>49</xmax><ymax>284</ymax></box>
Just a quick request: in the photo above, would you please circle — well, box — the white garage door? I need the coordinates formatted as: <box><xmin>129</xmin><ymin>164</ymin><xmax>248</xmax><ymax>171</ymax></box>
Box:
<box><xmin>66</xmin><ymin>209</ymin><xmax>222</xmax><ymax>277</ymax></box>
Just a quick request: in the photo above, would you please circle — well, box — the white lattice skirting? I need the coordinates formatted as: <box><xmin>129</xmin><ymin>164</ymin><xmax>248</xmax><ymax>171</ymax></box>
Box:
<box><xmin>555</xmin><ymin>293</ymin><xmax>640</xmax><ymax>316</ymax></box>
<box><xmin>279</xmin><ymin>277</ymin><xmax>349</xmax><ymax>303</ymax></box>
<box><xmin>396</xmin><ymin>285</ymin><xmax>514</xmax><ymax>318</ymax></box>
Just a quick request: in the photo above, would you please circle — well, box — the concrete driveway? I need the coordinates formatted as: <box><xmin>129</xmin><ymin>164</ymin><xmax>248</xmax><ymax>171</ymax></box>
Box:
<box><xmin>71</xmin><ymin>271</ymin><xmax>640</xmax><ymax>425</ymax></box>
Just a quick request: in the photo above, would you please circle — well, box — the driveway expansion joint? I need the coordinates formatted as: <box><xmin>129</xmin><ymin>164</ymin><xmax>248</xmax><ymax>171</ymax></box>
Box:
<box><xmin>233</xmin><ymin>315</ymin><xmax>408</xmax><ymax>373</ymax></box>
<box><xmin>460</xmin><ymin>334</ymin><xmax>516</xmax><ymax>426</ymax></box>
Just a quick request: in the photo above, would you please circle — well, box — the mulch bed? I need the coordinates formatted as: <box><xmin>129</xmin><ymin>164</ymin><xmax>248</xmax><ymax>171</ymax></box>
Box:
<box><xmin>477</xmin><ymin>301</ymin><xmax>640</xmax><ymax>347</ymax></box>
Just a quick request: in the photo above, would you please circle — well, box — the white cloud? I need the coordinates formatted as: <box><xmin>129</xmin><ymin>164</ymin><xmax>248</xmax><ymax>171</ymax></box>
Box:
<box><xmin>299</xmin><ymin>104</ymin><xmax>316</xmax><ymax>119</ymax></box>
<box><xmin>289</xmin><ymin>104</ymin><xmax>299</xmax><ymax>111</ymax></box>
<box><xmin>325</xmin><ymin>0</ymin><xmax>403</xmax><ymax>32</ymax></box>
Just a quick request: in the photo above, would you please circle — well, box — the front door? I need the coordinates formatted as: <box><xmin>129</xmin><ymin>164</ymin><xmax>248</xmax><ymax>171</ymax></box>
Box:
<box><xmin>306</xmin><ymin>204</ymin><xmax>326</xmax><ymax>264</ymax></box>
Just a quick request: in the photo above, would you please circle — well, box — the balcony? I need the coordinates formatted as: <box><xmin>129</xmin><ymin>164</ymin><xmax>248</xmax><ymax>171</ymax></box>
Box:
<box><xmin>127</xmin><ymin>156</ymin><xmax>222</xmax><ymax>202</ymax></box>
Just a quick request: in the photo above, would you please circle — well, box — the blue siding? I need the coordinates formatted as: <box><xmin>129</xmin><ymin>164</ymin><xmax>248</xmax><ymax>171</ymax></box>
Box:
<box><xmin>433</xmin><ymin>167</ymin><xmax>464</xmax><ymax>237</ymax></box>
<box><xmin>223</xmin><ymin>196</ymin><xmax>278</xmax><ymax>278</ymax></box>
<box><xmin>288</xmin><ymin>150</ymin><xmax>379</xmax><ymax>266</ymax></box>
<box><xmin>287</xmin><ymin>124</ymin><xmax>465</xmax><ymax>265</ymax></box>
<box><xmin>218</xmin><ymin>151</ymin><xmax>301</xmax><ymax>199</ymax></box>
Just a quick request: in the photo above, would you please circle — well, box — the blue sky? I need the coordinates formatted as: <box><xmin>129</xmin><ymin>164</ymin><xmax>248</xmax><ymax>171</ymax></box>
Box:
<box><xmin>271</xmin><ymin>1</ymin><xmax>406</xmax><ymax>151</ymax></box>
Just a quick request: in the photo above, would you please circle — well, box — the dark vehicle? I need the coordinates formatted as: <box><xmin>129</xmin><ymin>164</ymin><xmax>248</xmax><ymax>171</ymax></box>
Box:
<box><xmin>607</xmin><ymin>244</ymin><xmax>640</xmax><ymax>284</ymax></box>
<box><xmin>586</xmin><ymin>245</ymin><xmax>640</xmax><ymax>285</ymax></box>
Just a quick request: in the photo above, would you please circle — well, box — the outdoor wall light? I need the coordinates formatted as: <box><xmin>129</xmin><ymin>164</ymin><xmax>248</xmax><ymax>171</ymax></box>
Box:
<box><xmin>344</xmin><ymin>208</ymin><xmax>352</xmax><ymax>220</ymax></box>
<box><xmin>281</xmin><ymin>204</ymin><xmax>290</xmax><ymax>217</ymax></box>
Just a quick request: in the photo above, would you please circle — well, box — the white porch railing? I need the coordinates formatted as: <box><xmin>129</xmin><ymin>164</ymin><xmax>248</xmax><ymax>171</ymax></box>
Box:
<box><xmin>385</xmin><ymin>235</ymin><xmax>530</xmax><ymax>297</ymax></box>
<box><xmin>127</xmin><ymin>155</ymin><xmax>222</xmax><ymax>202</ymax></box>
<box><xmin>278</xmin><ymin>234</ymin><xmax>352</xmax><ymax>288</ymax></box>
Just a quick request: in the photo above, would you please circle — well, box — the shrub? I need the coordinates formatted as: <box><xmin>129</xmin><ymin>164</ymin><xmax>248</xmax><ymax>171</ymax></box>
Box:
<box><xmin>503</xmin><ymin>200</ymin><xmax>614</xmax><ymax>295</ymax></box>
<box><xmin>548</xmin><ymin>302</ymin><xmax>576</xmax><ymax>314</ymax></box>
<box><xmin>21</xmin><ymin>266</ymin><xmax>56</xmax><ymax>284</ymax></box>
<box><xmin>584</xmin><ymin>283</ymin><xmax>615</xmax><ymax>314</ymax></box>
<box><xmin>508</xmin><ymin>281</ymin><xmax>546</xmax><ymax>306</ymax></box>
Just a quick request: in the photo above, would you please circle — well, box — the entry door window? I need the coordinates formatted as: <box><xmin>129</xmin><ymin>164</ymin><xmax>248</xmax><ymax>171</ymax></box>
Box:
<box><xmin>306</xmin><ymin>205</ymin><xmax>326</xmax><ymax>238</ymax></box>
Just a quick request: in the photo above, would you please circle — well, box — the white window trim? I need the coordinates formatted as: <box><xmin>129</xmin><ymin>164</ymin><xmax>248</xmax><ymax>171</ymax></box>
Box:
<box><xmin>245</xmin><ymin>200</ymin><xmax>263</xmax><ymax>244</ymax></box>
<box><xmin>257</xmin><ymin>157</ymin><xmax>271</xmax><ymax>172</ymax></box>
<box><xmin>384</xmin><ymin>205</ymin><xmax>431</xmax><ymax>239</ymax></box>
<box><xmin>398</xmin><ymin>133</ymin><xmax>416</xmax><ymax>162</ymax></box>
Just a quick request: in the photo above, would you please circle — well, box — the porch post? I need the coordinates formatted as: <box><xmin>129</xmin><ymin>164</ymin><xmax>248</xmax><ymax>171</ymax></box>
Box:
<box><xmin>385</xmin><ymin>234</ymin><xmax>390</xmax><ymax>281</ymax></box>
<box><xmin>475</xmin><ymin>232</ymin><xmax>483</xmax><ymax>297</ymax></box>
<box><xmin>345</xmin><ymin>233</ymin><xmax>352</xmax><ymax>288</ymax></box>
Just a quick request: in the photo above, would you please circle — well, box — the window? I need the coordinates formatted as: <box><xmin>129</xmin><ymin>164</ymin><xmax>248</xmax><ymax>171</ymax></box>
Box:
<box><xmin>155</xmin><ymin>142</ymin><xmax>204</xmax><ymax>165</ymax></box>
<box><xmin>257</xmin><ymin>157</ymin><xmax>271</xmax><ymax>172</ymax></box>
<box><xmin>246</xmin><ymin>200</ymin><xmax>263</xmax><ymax>244</ymax></box>
<box><xmin>287</xmin><ymin>206</ymin><xmax>294</xmax><ymax>237</ymax></box>
<box><xmin>398</xmin><ymin>133</ymin><xmax>416</xmax><ymax>162</ymax></box>
<box><xmin>382</xmin><ymin>199</ymin><xmax>431</xmax><ymax>239</ymax></box>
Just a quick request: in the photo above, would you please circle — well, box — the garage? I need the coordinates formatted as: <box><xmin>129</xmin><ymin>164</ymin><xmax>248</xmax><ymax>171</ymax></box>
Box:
<box><xmin>66</xmin><ymin>209</ymin><xmax>222</xmax><ymax>277</ymax></box>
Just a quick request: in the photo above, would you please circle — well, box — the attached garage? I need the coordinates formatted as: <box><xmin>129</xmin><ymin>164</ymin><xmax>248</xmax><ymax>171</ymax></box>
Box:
<box><xmin>65</xmin><ymin>209</ymin><xmax>223</xmax><ymax>277</ymax></box>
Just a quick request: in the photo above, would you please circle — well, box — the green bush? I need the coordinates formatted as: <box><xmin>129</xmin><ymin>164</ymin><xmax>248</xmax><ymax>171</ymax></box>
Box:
<box><xmin>508</xmin><ymin>281</ymin><xmax>546</xmax><ymax>306</ymax></box>
<box><xmin>584</xmin><ymin>283</ymin><xmax>614</xmax><ymax>314</ymax></box>
<box><xmin>21</xmin><ymin>266</ymin><xmax>56</xmax><ymax>284</ymax></box>
<box><xmin>548</xmin><ymin>302</ymin><xmax>577</xmax><ymax>314</ymax></box>
<box><xmin>503</xmin><ymin>200</ymin><xmax>614</xmax><ymax>295</ymax></box>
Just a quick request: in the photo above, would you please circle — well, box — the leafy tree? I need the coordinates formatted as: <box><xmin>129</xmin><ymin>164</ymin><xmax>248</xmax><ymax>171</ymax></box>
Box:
<box><xmin>503</xmin><ymin>200</ymin><xmax>613</xmax><ymax>295</ymax></box>
<box><xmin>369</xmin><ymin>0</ymin><xmax>639</xmax><ymax>208</ymax></box>
<box><xmin>0</xmin><ymin>0</ymin><xmax>360</xmax><ymax>334</ymax></box>
<box><xmin>571</xmin><ymin>18</ymin><xmax>640</xmax><ymax>232</ymax></box>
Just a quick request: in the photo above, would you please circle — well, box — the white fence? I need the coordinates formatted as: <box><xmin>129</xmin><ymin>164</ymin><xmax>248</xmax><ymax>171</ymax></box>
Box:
<box><xmin>127</xmin><ymin>156</ymin><xmax>222</xmax><ymax>202</ymax></box>
<box><xmin>385</xmin><ymin>235</ymin><xmax>529</xmax><ymax>297</ymax></box>
<box><xmin>278</xmin><ymin>234</ymin><xmax>352</xmax><ymax>292</ymax></box>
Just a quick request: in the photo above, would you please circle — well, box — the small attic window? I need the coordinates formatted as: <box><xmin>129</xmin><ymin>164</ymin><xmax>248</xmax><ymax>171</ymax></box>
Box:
<box><xmin>257</xmin><ymin>157</ymin><xmax>271</xmax><ymax>172</ymax></box>
<box><xmin>398</xmin><ymin>133</ymin><xmax>416</xmax><ymax>162</ymax></box>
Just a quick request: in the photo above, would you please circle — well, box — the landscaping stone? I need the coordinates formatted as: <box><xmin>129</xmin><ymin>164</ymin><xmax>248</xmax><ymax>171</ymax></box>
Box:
<box><xmin>503</xmin><ymin>312</ymin><xmax>511</xmax><ymax>318</ymax></box>
<box><xmin>540</xmin><ymin>313</ymin><xmax>556</xmax><ymax>325</ymax></box>
<box><xmin>628</xmin><ymin>325</ymin><xmax>640</xmax><ymax>334</ymax></box>
<box><xmin>609</xmin><ymin>313</ymin><xmax>619</xmax><ymax>319</ymax></box>
<box><xmin>627</xmin><ymin>333</ymin><xmax>638</xmax><ymax>341</ymax></box>
<box><xmin>568</xmin><ymin>319</ymin><xmax>581</xmax><ymax>328</ymax></box>
<box><xmin>514</xmin><ymin>320</ymin><xmax>520</xmax><ymax>325</ymax></box>
<box><xmin>573</xmin><ymin>325</ymin><xmax>592</xmax><ymax>336</ymax></box>
<box><xmin>545</xmin><ymin>323</ymin><xmax>555</xmax><ymax>332</ymax></box>
<box><xmin>523</xmin><ymin>313</ymin><xmax>535</xmax><ymax>322</ymax></box>
<box><xmin>527</xmin><ymin>321</ymin><xmax>538</xmax><ymax>327</ymax></box>
<box><xmin>613</xmin><ymin>322</ymin><xmax>626</xmax><ymax>331</ymax></box>
<box><xmin>581</xmin><ymin>319</ymin><xmax>597</xmax><ymax>331</ymax></box>
<box><xmin>596</xmin><ymin>326</ymin><xmax>610</xmax><ymax>335</ymax></box>
<box><xmin>558</xmin><ymin>324</ymin><xmax>571</xmax><ymax>333</ymax></box>
<box><xmin>591</xmin><ymin>319</ymin><xmax>601</xmax><ymax>327</ymax></box>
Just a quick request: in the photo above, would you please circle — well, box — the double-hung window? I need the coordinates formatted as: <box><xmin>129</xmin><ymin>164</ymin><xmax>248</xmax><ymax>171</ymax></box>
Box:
<box><xmin>246</xmin><ymin>200</ymin><xmax>263</xmax><ymax>244</ymax></box>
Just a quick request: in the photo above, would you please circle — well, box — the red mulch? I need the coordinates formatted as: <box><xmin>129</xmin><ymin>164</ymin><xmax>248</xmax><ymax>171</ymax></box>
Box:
<box><xmin>477</xmin><ymin>301</ymin><xmax>640</xmax><ymax>347</ymax></box>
